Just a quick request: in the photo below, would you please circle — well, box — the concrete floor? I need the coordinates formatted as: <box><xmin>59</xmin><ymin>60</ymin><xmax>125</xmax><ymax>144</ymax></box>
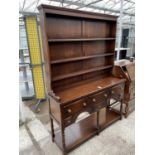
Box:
<box><xmin>19</xmin><ymin>100</ymin><xmax>135</xmax><ymax>155</ymax></box>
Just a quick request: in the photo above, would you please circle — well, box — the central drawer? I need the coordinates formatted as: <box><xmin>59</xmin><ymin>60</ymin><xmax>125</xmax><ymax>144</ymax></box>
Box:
<box><xmin>88</xmin><ymin>90</ymin><xmax>110</xmax><ymax>104</ymax></box>
<box><xmin>62</xmin><ymin>90</ymin><xmax>110</xmax><ymax>118</ymax></box>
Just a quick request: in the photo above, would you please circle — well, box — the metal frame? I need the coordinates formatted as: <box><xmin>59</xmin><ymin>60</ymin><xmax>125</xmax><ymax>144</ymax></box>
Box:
<box><xmin>24</xmin><ymin>15</ymin><xmax>46</xmax><ymax>112</ymax></box>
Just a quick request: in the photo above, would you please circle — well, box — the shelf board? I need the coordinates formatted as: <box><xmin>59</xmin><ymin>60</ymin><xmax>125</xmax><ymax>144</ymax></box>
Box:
<box><xmin>52</xmin><ymin>65</ymin><xmax>113</xmax><ymax>82</ymax></box>
<box><xmin>51</xmin><ymin>53</ymin><xmax>114</xmax><ymax>64</ymax></box>
<box><xmin>54</xmin><ymin>109</ymin><xmax>120</xmax><ymax>152</ymax></box>
<box><xmin>48</xmin><ymin>38</ymin><xmax>115</xmax><ymax>42</ymax></box>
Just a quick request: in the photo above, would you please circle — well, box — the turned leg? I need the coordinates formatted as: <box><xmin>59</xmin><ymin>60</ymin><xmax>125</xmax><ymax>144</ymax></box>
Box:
<box><xmin>48</xmin><ymin>98</ymin><xmax>55</xmax><ymax>142</ymax></box>
<box><xmin>125</xmin><ymin>102</ymin><xmax>129</xmax><ymax>118</ymax></box>
<box><xmin>50</xmin><ymin>118</ymin><xmax>55</xmax><ymax>142</ymax></box>
<box><xmin>61</xmin><ymin>125</ymin><xmax>67</xmax><ymax>155</ymax></box>
<box><xmin>96</xmin><ymin>111</ymin><xmax>100</xmax><ymax>135</ymax></box>
<box><xmin>120</xmin><ymin>99</ymin><xmax>123</xmax><ymax>120</ymax></box>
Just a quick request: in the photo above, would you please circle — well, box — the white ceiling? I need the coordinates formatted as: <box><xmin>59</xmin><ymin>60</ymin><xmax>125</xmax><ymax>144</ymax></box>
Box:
<box><xmin>19</xmin><ymin>0</ymin><xmax>135</xmax><ymax>25</ymax></box>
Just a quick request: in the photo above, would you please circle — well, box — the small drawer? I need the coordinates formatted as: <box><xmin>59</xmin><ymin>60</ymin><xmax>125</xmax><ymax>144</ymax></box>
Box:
<box><xmin>89</xmin><ymin>91</ymin><xmax>110</xmax><ymax>105</ymax></box>
<box><xmin>63</xmin><ymin>117</ymin><xmax>73</xmax><ymax>127</ymax></box>
<box><xmin>111</xmin><ymin>84</ymin><xmax>124</xmax><ymax>100</ymax></box>
<box><xmin>63</xmin><ymin>98</ymin><xmax>89</xmax><ymax>118</ymax></box>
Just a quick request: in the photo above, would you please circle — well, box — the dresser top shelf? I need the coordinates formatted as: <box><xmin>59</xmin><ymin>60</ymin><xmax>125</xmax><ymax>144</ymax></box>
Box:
<box><xmin>38</xmin><ymin>4</ymin><xmax>117</xmax><ymax>21</ymax></box>
<box><xmin>50</xmin><ymin>76</ymin><xmax>125</xmax><ymax>104</ymax></box>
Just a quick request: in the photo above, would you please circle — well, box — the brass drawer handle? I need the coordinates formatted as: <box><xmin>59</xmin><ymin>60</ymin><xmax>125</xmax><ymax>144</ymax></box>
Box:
<box><xmin>104</xmin><ymin>94</ymin><xmax>108</xmax><ymax>97</ymax></box>
<box><xmin>93</xmin><ymin>98</ymin><xmax>96</xmax><ymax>102</ymax></box>
<box><xmin>83</xmin><ymin>102</ymin><xmax>87</xmax><ymax>107</ymax></box>
<box><xmin>67</xmin><ymin>109</ymin><xmax>72</xmax><ymax>113</ymax></box>
<box><xmin>112</xmin><ymin>91</ymin><xmax>115</xmax><ymax>94</ymax></box>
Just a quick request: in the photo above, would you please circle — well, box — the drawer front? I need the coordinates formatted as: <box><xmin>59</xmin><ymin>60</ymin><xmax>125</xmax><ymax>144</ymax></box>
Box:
<box><xmin>88</xmin><ymin>90</ymin><xmax>110</xmax><ymax>105</ymax></box>
<box><xmin>64</xmin><ymin>117</ymin><xmax>73</xmax><ymax>127</ymax></box>
<box><xmin>62</xmin><ymin>98</ymin><xmax>90</xmax><ymax>118</ymax></box>
<box><xmin>88</xmin><ymin>90</ymin><xmax>109</xmax><ymax>113</ymax></box>
<box><xmin>111</xmin><ymin>84</ymin><xmax>124</xmax><ymax>100</ymax></box>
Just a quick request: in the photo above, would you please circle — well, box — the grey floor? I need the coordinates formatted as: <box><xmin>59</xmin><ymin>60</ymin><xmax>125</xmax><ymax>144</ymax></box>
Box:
<box><xmin>19</xmin><ymin>100</ymin><xmax>135</xmax><ymax>155</ymax></box>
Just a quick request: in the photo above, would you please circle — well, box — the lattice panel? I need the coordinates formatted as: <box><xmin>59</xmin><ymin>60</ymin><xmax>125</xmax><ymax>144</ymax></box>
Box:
<box><xmin>25</xmin><ymin>16</ymin><xmax>45</xmax><ymax>99</ymax></box>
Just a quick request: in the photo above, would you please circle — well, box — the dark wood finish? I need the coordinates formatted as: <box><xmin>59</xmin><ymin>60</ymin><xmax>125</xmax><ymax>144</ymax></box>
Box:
<box><xmin>52</xmin><ymin>65</ymin><xmax>113</xmax><ymax>82</ymax></box>
<box><xmin>38</xmin><ymin>5</ymin><xmax>125</xmax><ymax>155</ymax></box>
<box><xmin>51</xmin><ymin>53</ymin><xmax>114</xmax><ymax>64</ymax></box>
<box><xmin>113</xmin><ymin>59</ymin><xmax>135</xmax><ymax>118</ymax></box>
<box><xmin>54</xmin><ymin>109</ymin><xmax>121</xmax><ymax>152</ymax></box>
<box><xmin>48</xmin><ymin>38</ymin><xmax>115</xmax><ymax>42</ymax></box>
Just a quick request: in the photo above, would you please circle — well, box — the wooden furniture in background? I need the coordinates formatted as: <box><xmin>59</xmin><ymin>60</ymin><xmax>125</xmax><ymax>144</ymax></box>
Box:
<box><xmin>113</xmin><ymin>59</ymin><xmax>135</xmax><ymax>118</ymax></box>
<box><xmin>38</xmin><ymin>5</ymin><xmax>126</xmax><ymax>155</ymax></box>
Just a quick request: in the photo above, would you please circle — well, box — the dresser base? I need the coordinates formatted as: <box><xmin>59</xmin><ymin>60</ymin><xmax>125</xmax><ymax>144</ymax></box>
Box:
<box><xmin>54</xmin><ymin>109</ymin><xmax>120</xmax><ymax>153</ymax></box>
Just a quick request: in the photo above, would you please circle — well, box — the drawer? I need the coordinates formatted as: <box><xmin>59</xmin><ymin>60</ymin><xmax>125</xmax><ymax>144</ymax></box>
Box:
<box><xmin>64</xmin><ymin>116</ymin><xmax>73</xmax><ymax>127</ymax></box>
<box><xmin>88</xmin><ymin>90</ymin><xmax>110</xmax><ymax>105</ymax></box>
<box><xmin>62</xmin><ymin>98</ymin><xmax>89</xmax><ymax>118</ymax></box>
<box><xmin>111</xmin><ymin>84</ymin><xmax>124</xmax><ymax>100</ymax></box>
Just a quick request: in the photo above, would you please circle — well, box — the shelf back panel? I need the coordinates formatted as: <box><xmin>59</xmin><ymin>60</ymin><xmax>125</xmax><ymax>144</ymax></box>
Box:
<box><xmin>83</xmin><ymin>40</ymin><xmax>115</xmax><ymax>56</ymax></box>
<box><xmin>49</xmin><ymin>40</ymin><xmax>115</xmax><ymax>61</ymax></box>
<box><xmin>38</xmin><ymin>5</ymin><xmax>117</xmax><ymax>93</ymax></box>
<box><xmin>53</xmin><ymin>69</ymin><xmax>112</xmax><ymax>92</ymax></box>
<box><xmin>46</xmin><ymin>15</ymin><xmax>82</xmax><ymax>39</ymax></box>
<box><xmin>49</xmin><ymin>42</ymin><xmax>83</xmax><ymax>61</ymax></box>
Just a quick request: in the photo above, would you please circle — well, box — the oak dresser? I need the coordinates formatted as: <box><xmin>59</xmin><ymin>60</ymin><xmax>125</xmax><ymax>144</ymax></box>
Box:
<box><xmin>38</xmin><ymin>5</ymin><xmax>126</xmax><ymax>155</ymax></box>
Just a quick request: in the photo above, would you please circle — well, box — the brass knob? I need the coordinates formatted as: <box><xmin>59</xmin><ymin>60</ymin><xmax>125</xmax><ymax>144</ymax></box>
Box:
<box><xmin>112</xmin><ymin>91</ymin><xmax>115</xmax><ymax>94</ymax></box>
<box><xmin>67</xmin><ymin>109</ymin><xmax>72</xmax><ymax>113</ymax></box>
<box><xmin>93</xmin><ymin>98</ymin><xmax>96</xmax><ymax>102</ymax></box>
<box><xmin>104</xmin><ymin>94</ymin><xmax>108</xmax><ymax>97</ymax></box>
<box><xmin>83</xmin><ymin>102</ymin><xmax>87</xmax><ymax>107</ymax></box>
